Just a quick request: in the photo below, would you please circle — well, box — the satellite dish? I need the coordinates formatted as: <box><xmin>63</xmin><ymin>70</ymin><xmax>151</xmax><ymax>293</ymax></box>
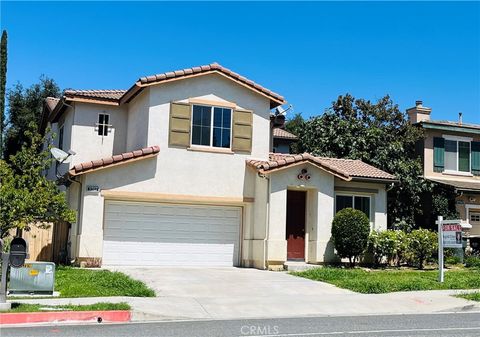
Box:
<box><xmin>274</xmin><ymin>104</ymin><xmax>293</xmax><ymax>116</ymax></box>
<box><xmin>50</xmin><ymin>148</ymin><xmax>75</xmax><ymax>163</ymax></box>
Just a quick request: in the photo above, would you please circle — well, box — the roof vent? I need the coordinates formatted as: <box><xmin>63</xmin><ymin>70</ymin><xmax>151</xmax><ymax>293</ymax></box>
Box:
<box><xmin>459</xmin><ymin>112</ymin><xmax>463</xmax><ymax>125</ymax></box>
<box><xmin>415</xmin><ymin>100</ymin><xmax>423</xmax><ymax>107</ymax></box>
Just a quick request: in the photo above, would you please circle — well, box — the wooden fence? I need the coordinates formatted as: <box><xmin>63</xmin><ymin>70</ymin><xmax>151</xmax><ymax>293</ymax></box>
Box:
<box><xmin>21</xmin><ymin>222</ymin><xmax>70</xmax><ymax>263</ymax></box>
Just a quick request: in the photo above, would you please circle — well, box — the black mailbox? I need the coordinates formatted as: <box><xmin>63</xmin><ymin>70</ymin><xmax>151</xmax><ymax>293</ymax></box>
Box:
<box><xmin>9</xmin><ymin>237</ymin><xmax>27</xmax><ymax>268</ymax></box>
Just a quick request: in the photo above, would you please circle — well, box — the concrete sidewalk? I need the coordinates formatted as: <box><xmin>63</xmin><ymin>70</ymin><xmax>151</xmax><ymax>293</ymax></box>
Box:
<box><xmin>9</xmin><ymin>267</ymin><xmax>480</xmax><ymax>321</ymax></box>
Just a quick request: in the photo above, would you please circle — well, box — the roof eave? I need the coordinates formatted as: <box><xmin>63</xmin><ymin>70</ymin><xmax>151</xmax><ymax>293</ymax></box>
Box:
<box><xmin>418</xmin><ymin>122</ymin><xmax>480</xmax><ymax>135</ymax></box>
<box><xmin>350</xmin><ymin>176</ymin><xmax>398</xmax><ymax>183</ymax></box>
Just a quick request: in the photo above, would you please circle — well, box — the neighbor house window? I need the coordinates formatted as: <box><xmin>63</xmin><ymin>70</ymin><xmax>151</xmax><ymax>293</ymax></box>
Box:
<box><xmin>335</xmin><ymin>194</ymin><xmax>371</xmax><ymax>219</ymax></box>
<box><xmin>444</xmin><ymin>139</ymin><xmax>470</xmax><ymax>172</ymax></box>
<box><xmin>97</xmin><ymin>113</ymin><xmax>110</xmax><ymax>136</ymax></box>
<box><xmin>434</xmin><ymin>136</ymin><xmax>479</xmax><ymax>175</ymax></box>
<box><xmin>191</xmin><ymin>105</ymin><xmax>231</xmax><ymax>148</ymax></box>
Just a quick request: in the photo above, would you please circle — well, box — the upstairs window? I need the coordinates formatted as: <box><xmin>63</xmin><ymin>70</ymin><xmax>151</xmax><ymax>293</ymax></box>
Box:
<box><xmin>434</xmin><ymin>136</ymin><xmax>479</xmax><ymax>175</ymax></box>
<box><xmin>191</xmin><ymin>105</ymin><xmax>231</xmax><ymax>148</ymax></box>
<box><xmin>97</xmin><ymin>113</ymin><xmax>110</xmax><ymax>136</ymax></box>
<box><xmin>335</xmin><ymin>194</ymin><xmax>371</xmax><ymax>220</ymax></box>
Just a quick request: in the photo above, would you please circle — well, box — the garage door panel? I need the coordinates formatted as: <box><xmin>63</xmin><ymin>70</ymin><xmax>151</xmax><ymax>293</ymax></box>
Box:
<box><xmin>103</xmin><ymin>201</ymin><xmax>241</xmax><ymax>266</ymax></box>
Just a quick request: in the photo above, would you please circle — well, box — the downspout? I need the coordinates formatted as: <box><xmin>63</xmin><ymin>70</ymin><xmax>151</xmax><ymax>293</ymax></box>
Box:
<box><xmin>258</xmin><ymin>172</ymin><xmax>270</xmax><ymax>270</ymax></box>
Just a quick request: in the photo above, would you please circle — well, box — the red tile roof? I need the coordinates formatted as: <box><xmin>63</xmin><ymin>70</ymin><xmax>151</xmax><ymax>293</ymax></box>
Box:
<box><xmin>69</xmin><ymin>145</ymin><xmax>160</xmax><ymax>176</ymax></box>
<box><xmin>64</xmin><ymin>89</ymin><xmax>126</xmax><ymax>101</ymax></box>
<box><xmin>246</xmin><ymin>153</ymin><xmax>396</xmax><ymax>181</ymax></box>
<box><xmin>133</xmin><ymin>63</ymin><xmax>285</xmax><ymax>106</ymax></box>
<box><xmin>273</xmin><ymin>128</ymin><xmax>298</xmax><ymax>140</ymax></box>
<box><xmin>51</xmin><ymin>63</ymin><xmax>285</xmax><ymax>114</ymax></box>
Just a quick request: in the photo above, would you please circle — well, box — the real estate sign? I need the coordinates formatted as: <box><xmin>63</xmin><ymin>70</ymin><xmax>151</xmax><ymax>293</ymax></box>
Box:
<box><xmin>442</xmin><ymin>224</ymin><xmax>463</xmax><ymax>248</ymax></box>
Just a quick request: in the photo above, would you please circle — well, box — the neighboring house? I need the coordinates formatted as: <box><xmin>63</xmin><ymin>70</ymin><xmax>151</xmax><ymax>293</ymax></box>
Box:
<box><xmin>42</xmin><ymin>63</ymin><xmax>395</xmax><ymax>269</ymax></box>
<box><xmin>272</xmin><ymin>127</ymin><xmax>298</xmax><ymax>153</ymax></box>
<box><xmin>408</xmin><ymin>100</ymin><xmax>480</xmax><ymax>251</ymax></box>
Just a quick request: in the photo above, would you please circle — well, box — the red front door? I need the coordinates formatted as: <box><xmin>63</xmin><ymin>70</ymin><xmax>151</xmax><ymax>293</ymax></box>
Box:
<box><xmin>286</xmin><ymin>190</ymin><xmax>306</xmax><ymax>260</ymax></box>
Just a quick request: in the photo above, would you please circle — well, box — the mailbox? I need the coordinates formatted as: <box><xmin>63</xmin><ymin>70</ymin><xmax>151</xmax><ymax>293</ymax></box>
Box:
<box><xmin>9</xmin><ymin>237</ymin><xmax>27</xmax><ymax>268</ymax></box>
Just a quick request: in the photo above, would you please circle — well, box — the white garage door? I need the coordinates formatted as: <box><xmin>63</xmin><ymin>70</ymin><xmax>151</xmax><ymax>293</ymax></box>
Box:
<box><xmin>102</xmin><ymin>201</ymin><xmax>242</xmax><ymax>267</ymax></box>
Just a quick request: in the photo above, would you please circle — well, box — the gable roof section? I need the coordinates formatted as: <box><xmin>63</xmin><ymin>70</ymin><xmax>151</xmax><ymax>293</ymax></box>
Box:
<box><xmin>122</xmin><ymin>63</ymin><xmax>286</xmax><ymax>108</ymax></box>
<box><xmin>47</xmin><ymin>63</ymin><xmax>286</xmax><ymax>123</ymax></box>
<box><xmin>273</xmin><ymin>128</ymin><xmax>298</xmax><ymax>140</ymax></box>
<box><xmin>69</xmin><ymin>145</ymin><xmax>160</xmax><ymax>176</ymax></box>
<box><xmin>246</xmin><ymin>153</ymin><xmax>396</xmax><ymax>182</ymax></box>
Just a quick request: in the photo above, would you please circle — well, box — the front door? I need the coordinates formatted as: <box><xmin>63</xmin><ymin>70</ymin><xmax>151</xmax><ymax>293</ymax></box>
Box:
<box><xmin>286</xmin><ymin>190</ymin><xmax>306</xmax><ymax>260</ymax></box>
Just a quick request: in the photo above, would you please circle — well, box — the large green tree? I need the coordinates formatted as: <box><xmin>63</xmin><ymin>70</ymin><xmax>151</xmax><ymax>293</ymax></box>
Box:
<box><xmin>0</xmin><ymin>123</ymin><xmax>75</xmax><ymax>238</ymax></box>
<box><xmin>284</xmin><ymin>113</ymin><xmax>305</xmax><ymax>154</ymax></box>
<box><xmin>297</xmin><ymin>94</ymin><xmax>430</xmax><ymax>228</ymax></box>
<box><xmin>0</xmin><ymin>30</ymin><xmax>7</xmax><ymax>157</ymax></box>
<box><xmin>4</xmin><ymin>76</ymin><xmax>60</xmax><ymax>159</ymax></box>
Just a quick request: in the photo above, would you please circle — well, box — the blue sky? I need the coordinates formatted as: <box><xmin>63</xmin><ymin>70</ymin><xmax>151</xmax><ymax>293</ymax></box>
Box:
<box><xmin>1</xmin><ymin>1</ymin><xmax>479</xmax><ymax>123</ymax></box>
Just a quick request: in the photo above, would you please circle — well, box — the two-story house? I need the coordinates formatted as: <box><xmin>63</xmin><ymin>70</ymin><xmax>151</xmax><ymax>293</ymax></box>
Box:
<box><xmin>42</xmin><ymin>63</ymin><xmax>395</xmax><ymax>269</ymax></box>
<box><xmin>407</xmin><ymin>101</ymin><xmax>480</xmax><ymax>251</ymax></box>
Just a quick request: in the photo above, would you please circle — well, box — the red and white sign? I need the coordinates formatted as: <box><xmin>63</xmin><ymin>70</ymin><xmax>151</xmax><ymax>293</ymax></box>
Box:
<box><xmin>443</xmin><ymin>224</ymin><xmax>462</xmax><ymax>248</ymax></box>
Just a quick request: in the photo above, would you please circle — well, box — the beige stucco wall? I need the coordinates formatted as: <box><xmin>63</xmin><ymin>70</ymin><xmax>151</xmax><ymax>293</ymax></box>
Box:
<box><xmin>70</xmin><ymin>102</ymin><xmax>128</xmax><ymax>166</ymax></box>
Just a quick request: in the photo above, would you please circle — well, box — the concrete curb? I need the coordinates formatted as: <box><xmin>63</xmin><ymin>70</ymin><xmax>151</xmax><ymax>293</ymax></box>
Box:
<box><xmin>0</xmin><ymin>310</ymin><xmax>131</xmax><ymax>325</ymax></box>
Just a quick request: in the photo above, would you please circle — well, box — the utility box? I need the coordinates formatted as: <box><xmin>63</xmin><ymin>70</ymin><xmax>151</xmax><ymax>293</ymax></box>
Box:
<box><xmin>9</xmin><ymin>262</ymin><xmax>55</xmax><ymax>295</ymax></box>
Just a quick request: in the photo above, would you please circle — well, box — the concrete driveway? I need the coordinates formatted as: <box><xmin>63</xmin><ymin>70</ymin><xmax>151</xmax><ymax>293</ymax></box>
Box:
<box><xmin>109</xmin><ymin>267</ymin><xmax>480</xmax><ymax>321</ymax></box>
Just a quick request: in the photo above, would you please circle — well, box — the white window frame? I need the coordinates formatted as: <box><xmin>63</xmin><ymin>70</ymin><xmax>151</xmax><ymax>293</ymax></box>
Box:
<box><xmin>334</xmin><ymin>193</ymin><xmax>373</xmax><ymax>222</ymax></box>
<box><xmin>190</xmin><ymin>104</ymin><xmax>233</xmax><ymax>149</ymax></box>
<box><xmin>96</xmin><ymin>113</ymin><xmax>111</xmax><ymax>137</ymax></box>
<box><xmin>442</xmin><ymin>135</ymin><xmax>472</xmax><ymax>175</ymax></box>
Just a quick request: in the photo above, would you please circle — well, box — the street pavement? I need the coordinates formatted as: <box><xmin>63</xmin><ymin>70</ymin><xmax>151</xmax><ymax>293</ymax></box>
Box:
<box><xmin>2</xmin><ymin>312</ymin><xmax>480</xmax><ymax>336</ymax></box>
<box><xmin>11</xmin><ymin>267</ymin><xmax>480</xmax><ymax>321</ymax></box>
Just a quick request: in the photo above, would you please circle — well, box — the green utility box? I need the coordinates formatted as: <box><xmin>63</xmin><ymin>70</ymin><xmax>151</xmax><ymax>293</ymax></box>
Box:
<box><xmin>9</xmin><ymin>262</ymin><xmax>55</xmax><ymax>295</ymax></box>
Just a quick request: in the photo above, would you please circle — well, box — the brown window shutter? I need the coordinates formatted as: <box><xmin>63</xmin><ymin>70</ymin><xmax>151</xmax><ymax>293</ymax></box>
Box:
<box><xmin>232</xmin><ymin>109</ymin><xmax>253</xmax><ymax>153</ymax></box>
<box><xmin>169</xmin><ymin>102</ymin><xmax>191</xmax><ymax>147</ymax></box>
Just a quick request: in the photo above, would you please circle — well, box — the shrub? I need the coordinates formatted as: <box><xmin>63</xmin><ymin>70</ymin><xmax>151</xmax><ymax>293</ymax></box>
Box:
<box><xmin>394</xmin><ymin>230</ymin><xmax>409</xmax><ymax>266</ymax></box>
<box><xmin>445</xmin><ymin>255</ymin><xmax>462</xmax><ymax>265</ymax></box>
<box><xmin>465</xmin><ymin>256</ymin><xmax>480</xmax><ymax>268</ymax></box>
<box><xmin>406</xmin><ymin>229</ymin><xmax>438</xmax><ymax>269</ymax></box>
<box><xmin>331</xmin><ymin>208</ymin><xmax>370</xmax><ymax>267</ymax></box>
<box><xmin>368</xmin><ymin>230</ymin><xmax>402</xmax><ymax>267</ymax></box>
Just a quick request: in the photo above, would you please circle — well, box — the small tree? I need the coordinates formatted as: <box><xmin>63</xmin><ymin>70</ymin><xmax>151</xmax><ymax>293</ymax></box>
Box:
<box><xmin>331</xmin><ymin>208</ymin><xmax>370</xmax><ymax>266</ymax></box>
<box><xmin>406</xmin><ymin>229</ymin><xmax>438</xmax><ymax>269</ymax></box>
<box><xmin>0</xmin><ymin>124</ymin><xmax>75</xmax><ymax>237</ymax></box>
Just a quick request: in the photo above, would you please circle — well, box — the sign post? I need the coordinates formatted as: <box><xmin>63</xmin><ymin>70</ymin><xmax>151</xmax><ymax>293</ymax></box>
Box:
<box><xmin>437</xmin><ymin>216</ymin><xmax>444</xmax><ymax>283</ymax></box>
<box><xmin>436</xmin><ymin>216</ymin><xmax>462</xmax><ymax>283</ymax></box>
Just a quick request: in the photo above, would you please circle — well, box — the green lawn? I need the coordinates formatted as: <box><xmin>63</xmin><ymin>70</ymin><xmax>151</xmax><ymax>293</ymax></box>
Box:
<box><xmin>291</xmin><ymin>267</ymin><xmax>480</xmax><ymax>294</ymax></box>
<box><xmin>456</xmin><ymin>292</ymin><xmax>480</xmax><ymax>302</ymax></box>
<box><xmin>55</xmin><ymin>267</ymin><xmax>155</xmax><ymax>297</ymax></box>
<box><xmin>6</xmin><ymin>302</ymin><xmax>130</xmax><ymax>313</ymax></box>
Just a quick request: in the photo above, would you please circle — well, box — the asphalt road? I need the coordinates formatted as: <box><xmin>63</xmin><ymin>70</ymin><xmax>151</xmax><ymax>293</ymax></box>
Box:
<box><xmin>2</xmin><ymin>312</ymin><xmax>480</xmax><ymax>337</ymax></box>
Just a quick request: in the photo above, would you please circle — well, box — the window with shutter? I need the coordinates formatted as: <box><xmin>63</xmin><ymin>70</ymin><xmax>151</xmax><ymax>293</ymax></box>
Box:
<box><xmin>472</xmin><ymin>141</ymin><xmax>480</xmax><ymax>176</ymax></box>
<box><xmin>433</xmin><ymin>137</ymin><xmax>445</xmax><ymax>172</ymax></box>
<box><xmin>232</xmin><ymin>109</ymin><xmax>253</xmax><ymax>153</ymax></box>
<box><xmin>169</xmin><ymin>102</ymin><xmax>191</xmax><ymax>147</ymax></box>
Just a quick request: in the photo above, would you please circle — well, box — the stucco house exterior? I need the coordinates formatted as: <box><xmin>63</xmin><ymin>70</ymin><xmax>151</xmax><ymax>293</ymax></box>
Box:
<box><xmin>408</xmin><ymin>101</ymin><xmax>480</xmax><ymax>252</ymax></box>
<box><xmin>43</xmin><ymin>63</ymin><xmax>396</xmax><ymax>269</ymax></box>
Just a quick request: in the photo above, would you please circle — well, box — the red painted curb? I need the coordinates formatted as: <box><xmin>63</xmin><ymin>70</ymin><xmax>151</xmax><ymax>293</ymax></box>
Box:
<box><xmin>0</xmin><ymin>310</ymin><xmax>131</xmax><ymax>325</ymax></box>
